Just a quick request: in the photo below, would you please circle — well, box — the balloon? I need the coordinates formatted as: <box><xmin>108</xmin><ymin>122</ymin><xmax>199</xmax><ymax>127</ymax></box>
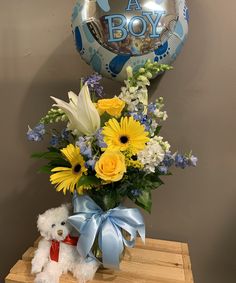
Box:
<box><xmin>72</xmin><ymin>0</ymin><xmax>189</xmax><ymax>81</ymax></box>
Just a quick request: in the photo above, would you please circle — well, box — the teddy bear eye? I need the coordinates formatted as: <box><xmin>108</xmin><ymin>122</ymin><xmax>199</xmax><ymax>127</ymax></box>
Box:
<box><xmin>61</xmin><ymin>221</ymin><xmax>66</xmax><ymax>226</ymax></box>
<box><xmin>51</xmin><ymin>224</ymin><xmax>56</xmax><ymax>228</ymax></box>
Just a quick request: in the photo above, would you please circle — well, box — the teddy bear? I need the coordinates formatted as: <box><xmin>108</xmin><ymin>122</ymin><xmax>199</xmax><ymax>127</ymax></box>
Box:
<box><xmin>31</xmin><ymin>204</ymin><xmax>99</xmax><ymax>283</ymax></box>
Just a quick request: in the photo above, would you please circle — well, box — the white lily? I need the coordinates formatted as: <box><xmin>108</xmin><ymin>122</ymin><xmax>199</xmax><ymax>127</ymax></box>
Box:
<box><xmin>51</xmin><ymin>84</ymin><xmax>100</xmax><ymax>135</ymax></box>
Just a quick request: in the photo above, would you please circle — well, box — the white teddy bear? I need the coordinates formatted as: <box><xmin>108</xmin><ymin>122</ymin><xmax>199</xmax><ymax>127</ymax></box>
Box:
<box><xmin>31</xmin><ymin>204</ymin><xmax>99</xmax><ymax>283</ymax></box>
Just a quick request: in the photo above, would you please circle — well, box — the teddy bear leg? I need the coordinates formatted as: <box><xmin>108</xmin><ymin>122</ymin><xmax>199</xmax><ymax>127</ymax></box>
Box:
<box><xmin>34</xmin><ymin>271</ymin><xmax>50</xmax><ymax>283</ymax></box>
<box><xmin>73</xmin><ymin>259</ymin><xmax>99</xmax><ymax>283</ymax></box>
<box><xmin>34</xmin><ymin>261</ymin><xmax>62</xmax><ymax>283</ymax></box>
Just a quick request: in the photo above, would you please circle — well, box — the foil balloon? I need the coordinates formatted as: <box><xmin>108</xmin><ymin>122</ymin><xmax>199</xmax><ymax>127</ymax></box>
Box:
<box><xmin>72</xmin><ymin>0</ymin><xmax>189</xmax><ymax>81</ymax></box>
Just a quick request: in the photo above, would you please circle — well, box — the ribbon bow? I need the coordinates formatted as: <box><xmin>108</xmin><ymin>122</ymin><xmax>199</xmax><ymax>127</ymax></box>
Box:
<box><xmin>68</xmin><ymin>193</ymin><xmax>145</xmax><ymax>269</ymax></box>
<box><xmin>50</xmin><ymin>235</ymin><xmax>78</xmax><ymax>262</ymax></box>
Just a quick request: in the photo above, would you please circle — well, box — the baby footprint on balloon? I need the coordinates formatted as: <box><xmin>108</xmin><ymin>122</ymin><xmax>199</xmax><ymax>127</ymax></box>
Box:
<box><xmin>154</xmin><ymin>41</ymin><xmax>170</xmax><ymax>62</ymax></box>
<box><xmin>74</xmin><ymin>27</ymin><xmax>85</xmax><ymax>55</ymax></box>
<box><xmin>72</xmin><ymin>2</ymin><xmax>83</xmax><ymax>22</ymax></box>
<box><xmin>73</xmin><ymin>24</ymin><xmax>96</xmax><ymax>56</ymax></box>
<box><xmin>106</xmin><ymin>54</ymin><xmax>131</xmax><ymax>78</ymax></box>
<box><xmin>72</xmin><ymin>0</ymin><xmax>110</xmax><ymax>14</ymax></box>
<box><xmin>96</xmin><ymin>0</ymin><xmax>110</xmax><ymax>12</ymax></box>
<box><xmin>183</xmin><ymin>4</ymin><xmax>190</xmax><ymax>23</ymax></box>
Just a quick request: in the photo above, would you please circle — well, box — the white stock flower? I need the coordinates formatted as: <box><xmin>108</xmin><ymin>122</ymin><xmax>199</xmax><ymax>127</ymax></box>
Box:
<box><xmin>155</xmin><ymin>136</ymin><xmax>171</xmax><ymax>152</ymax></box>
<box><xmin>137</xmin><ymin>75</ymin><xmax>150</xmax><ymax>86</ymax></box>
<box><xmin>137</xmin><ymin>88</ymin><xmax>148</xmax><ymax>113</ymax></box>
<box><xmin>138</xmin><ymin>137</ymin><xmax>165</xmax><ymax>173</ymax></box>
<box><xmin>51</xmin><ymin>84</ymin><xmax>100</xmax><ymax>136</ymax></box>
<box><xmin>162</xmin><ymin>111</ymin><xmax>168</xmax><ymax>121</ymax></box>
<box><xmin>119</xmin><ymin>85</ymin><xmax>148</xmax><ymax>113</ymax></box>
<box><xmin>126</xmin><ymin>66</ymin><xmax>133</xmax><ymax>78</ymax></box>
<box><xmin>154</xmin><ymin>109</ymin><xmax>168</xmax><ymax>121</ymax></box>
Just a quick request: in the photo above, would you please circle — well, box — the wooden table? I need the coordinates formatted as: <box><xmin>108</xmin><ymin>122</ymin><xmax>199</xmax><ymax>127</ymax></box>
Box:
<box><xmin>5</xmin><ymin>237</ymin><xmax>194</xmax><ymax>283</ymax></box>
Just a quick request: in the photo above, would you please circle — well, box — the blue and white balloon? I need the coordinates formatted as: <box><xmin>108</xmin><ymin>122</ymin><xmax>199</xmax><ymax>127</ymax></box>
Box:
<box><xmin>72</xmin><ymin>0</ymin><xmax>189</xmax><ymax>81</ymax></box>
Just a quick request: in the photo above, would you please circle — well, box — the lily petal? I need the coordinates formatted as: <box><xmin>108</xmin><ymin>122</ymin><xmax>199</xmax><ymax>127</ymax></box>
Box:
<box><xmin>68</xmin><ymin>91</ymin><xmax>78</xmax><ymax>106</ymax></box>
<box><xmin>51</xmin><ymin>96</ymin><xmax>80</xmax><ymax>132</ymax></box>
<box><xmin>77</xmin><ymin>84</ymin><xmax>101</xmax><ymax>135</ymax></box>
<box><xmin>51</xmin><ymin>84</ymin><xmax>100</xmax><ymax>136</ymax></box>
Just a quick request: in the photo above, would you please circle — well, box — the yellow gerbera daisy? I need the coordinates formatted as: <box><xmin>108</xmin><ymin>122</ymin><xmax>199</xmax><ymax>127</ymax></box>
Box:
<box><xmin>102</xmin><ymin>116</ymin><xmax>149</xmax><ymax>154</ymax></box>
<box><xmin>50</xmin><ymin>144</ymin><xmax>87</xmax><ymax>194</ymax></box>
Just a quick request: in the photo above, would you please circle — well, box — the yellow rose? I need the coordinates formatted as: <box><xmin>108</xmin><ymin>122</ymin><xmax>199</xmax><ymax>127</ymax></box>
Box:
<box><xmin>97</xmin><ymin>97</ymin><xmax>125</xmax><ymax>117</ymax></box>
<box><xmin>95</xmin><ymin>151</ymin><xmax>126</xmax><ymax>182</ymax></box>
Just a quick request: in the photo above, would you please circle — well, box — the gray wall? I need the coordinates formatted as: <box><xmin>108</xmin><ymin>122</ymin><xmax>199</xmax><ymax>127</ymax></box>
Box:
<box><xmin>1</xmin><ymin>1</ymin><xmax>236</xmax><ymax>282</ymax></box>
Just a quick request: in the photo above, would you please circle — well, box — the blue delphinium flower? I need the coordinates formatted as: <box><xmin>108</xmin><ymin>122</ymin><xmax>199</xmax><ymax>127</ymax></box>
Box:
<box><xmin>189</xmin><ymin>155</ymin><xmax>198</xmax><ymax>167</ymax></box>
<box><xmin>159</xmin><ymin>153</ymin><xmax>198</xmax><ymax>171</ymax></box>
<box><xmin>131</xmin><ymin>113</ymin><xmax>152</xmax><ymax>131</ymax></box>
<box><xmin>76</xmin><ymin>136</ymin><xmax>93</xmax><ymax>159</ymax></box>
<box><xmin>82</xmin><ymin>73</ymin><xmax>104</xmax><ymax>98</ymax></box>
<box><xmin>27</xmin><ymin>130</ymin><xmax>42</xmax><ymax>142</ymax></box>
<box><xmin>50</xmin><ymin>134</ymin><xmax>59</xmax><ymax>147</ymax></box>
<box><xmin>27</xmin><ymin>124</ymin><xmax>45</xmax><ymax>142</ymax></box>
<box><xmin>35</xmin><ymin>124</ymin><xmax>45</xmax><ymax>135</ymax></box>
<box><xmin>131</xmin><ymin>189</ymin><xmax>142</xmax><ymax>198</ymax></box>
<box><xmin>86</xmin><ymin>159</ymin><xmax>96</xmax><ymax>170</ymax></box>
<box><xmin>61</xmin><ymin>129</ymin><xmax>69</xmax><ymax>140</ymax></box>
<box><xmin>163</xmin><ymin>152</ymin><xmax>175</xmax><ymax>167</ymax></box>
<box><xmin>95</xmin><ymin>129</ymin><xmax>107</xmax><ymax>148</ymax></box>
<box><xmin>148</xmin><ymin>102</ymin><xmax>157</xmax><ymax>114</ymax></box>
<box><xmin>175</xmin><ymin>154</ymin><xmax>189</xmax><ymax>169</ymax></box>
<box><xmin>82</xmin><ymin>147</ymin><xmax>92</xmax><ymax>159</ymax></box>
<box><xmin>158</xmin><ymin>165</ymin><xmax>169</xmax><ymax>175</ymax></box>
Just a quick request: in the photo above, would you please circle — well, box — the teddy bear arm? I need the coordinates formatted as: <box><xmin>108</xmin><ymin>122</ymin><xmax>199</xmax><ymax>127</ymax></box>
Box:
<box><xmin>31</xmin><ymin>239</ymin><xmax>51</xmax><ymax>274</ymax></box>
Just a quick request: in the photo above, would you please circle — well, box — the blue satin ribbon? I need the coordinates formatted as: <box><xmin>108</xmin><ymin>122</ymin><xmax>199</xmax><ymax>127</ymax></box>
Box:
<box><xmin>68</xmin><ymin>192</ymin><xmax>145</xmax><ymax>269</ymax></box>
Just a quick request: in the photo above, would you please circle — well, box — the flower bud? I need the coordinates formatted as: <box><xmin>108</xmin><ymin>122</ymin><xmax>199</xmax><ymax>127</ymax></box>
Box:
<box><xmin>126</xmin><ymin>66</ymin><xmax>133</xmax><ymax>78</ymax></box>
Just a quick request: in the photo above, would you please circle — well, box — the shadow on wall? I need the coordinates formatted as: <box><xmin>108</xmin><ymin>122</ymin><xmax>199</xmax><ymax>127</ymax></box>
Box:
<box><xmin>0</xmin><ymin>36</ymin><xmax>80</xmax><ymax>281</ymax></box>
<box><xmin>206</xmin><ymin>209</ymin><xmax>236</xmax><ymax>283</ymax></box>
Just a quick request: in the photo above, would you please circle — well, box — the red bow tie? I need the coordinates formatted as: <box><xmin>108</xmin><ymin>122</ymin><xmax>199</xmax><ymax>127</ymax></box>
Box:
<box><xmin>50</xmin><ymin>235</ymin><xmax>79</xmax><ymax>262</ymax></box>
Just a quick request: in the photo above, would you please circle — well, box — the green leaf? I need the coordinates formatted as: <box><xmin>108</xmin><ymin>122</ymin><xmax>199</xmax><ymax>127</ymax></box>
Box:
<box><xmin>31</xmin><ymin>151</ymin><xmax>63</xmax><ymax>160</ymax></box>
<box><xmin>135</xmin><ymin>190</ymin><xmax>152</xmax><ymax>213</ymax></box>
<box><xmin>47</xmin><ymin>147</ymin><xmax>61</xmax><ymax>153</ymax></box>
<box><xmin>77</xmin><ymin>175</ymin><xmax>101</xmax><ymax>187</ymax></box>
<box><xmin>48</xmin><ymin>160</ymin><xmax>70</xmax><ymax>168</ymax></box>
<box><xmin>38</xmin><ymin>165</ymin><xmax>54</xmax><ymax>174</ymax></box>
<box><xmin>144</xmin><ymin>173</ymin><xmax>163</xmax><ymax>189</ymax></box>
<box><xmin>103</xmin><ymin>194</ymin><xmax>117</xmax><ymax>211</ymax></box>
<box><xmin>31</xmin><ymin>152</ymin><xmax>47</xmax><ymax>158</ymax></box>
<box><xmin>42</xmin><ymin>152</ymin><xmax>63</xmax><ymax>160</ymax></box>
<box><xmin>100</xmin><ymin>112</ymin><xmax>112</xmax><ymax>126</ymax></box>
<box><xmin>154</xmin><ymin>125</ymin><xmax>162</xmax><ymax>135</ymax></box>
<box><xmin>32</xmin><ymin>150</ymin><xmax>70</xmax><ymax>174</ymax></box>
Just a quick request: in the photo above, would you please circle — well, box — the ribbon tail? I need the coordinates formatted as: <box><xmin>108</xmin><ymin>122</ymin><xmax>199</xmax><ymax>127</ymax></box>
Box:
<box><xmin>110</xmin><ymin>208</ymin><xmax>146</xmax><ymax>245</ymax></box>
<box><xmin>137</xmin><ymin>224</ymin><xmax>145</xmax><ymax>243</ymax></box>
<box><xmin>69</xmin><ymin>214</ymin><xmax>101</xmax><ymax>258</ymax></box>
<box><xmin>99</xmin><ymin>219</ymin><xmax>123</xmax><ymax>269</ymax></box>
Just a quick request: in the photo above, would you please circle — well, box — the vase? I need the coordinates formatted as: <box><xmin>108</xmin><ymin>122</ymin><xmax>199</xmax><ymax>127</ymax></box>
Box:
<box><xmin>91</xmin><ymin>231</ymin><xmax>126</xmax><ymax>269</ymax></box>
<box><xmin>88</xmin><ymin>192</ymin><xmax>126</xmax><ymax>268</ymax></box>
<box><xmin>69</xmin><ymin>191</ymin><xmax>145</xmax><ymax>270</ymax></box>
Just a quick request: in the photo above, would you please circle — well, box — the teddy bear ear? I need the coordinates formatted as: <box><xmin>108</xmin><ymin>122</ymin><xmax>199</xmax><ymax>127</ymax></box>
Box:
<box><xmin>61</xmin><ymin>203</ymin><xmax>72</xmax><ymax>214</ymax></box>
<box><xmin>37</xmin><ymin>214</ymin><xmax>51</xmax><ymax>240</ymax></box>
<box><xmin>37</xmin><ymin>213</ymin><xmax>45</xmax><ymax>231</ymax></box>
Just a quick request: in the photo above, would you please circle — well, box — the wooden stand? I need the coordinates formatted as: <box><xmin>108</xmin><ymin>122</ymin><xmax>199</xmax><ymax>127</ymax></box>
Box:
<box><xmin>5</xmin><ymin>237</ymin><xmax>194</xmax><ymax>283</ymax></box>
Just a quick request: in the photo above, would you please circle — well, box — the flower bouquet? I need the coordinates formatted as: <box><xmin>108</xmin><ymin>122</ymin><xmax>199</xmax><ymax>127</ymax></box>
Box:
<box><xmin>28</xmin><ymin>60</ymin><xmax>197</xmax><ymax>270</ymax></box>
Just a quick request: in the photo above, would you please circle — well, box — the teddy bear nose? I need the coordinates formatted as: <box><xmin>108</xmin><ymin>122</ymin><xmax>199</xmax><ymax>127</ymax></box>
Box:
<box><xmin>57</xmin><ymin>230</ymin><xmax>63</xmax><ymax>236</ymax></box>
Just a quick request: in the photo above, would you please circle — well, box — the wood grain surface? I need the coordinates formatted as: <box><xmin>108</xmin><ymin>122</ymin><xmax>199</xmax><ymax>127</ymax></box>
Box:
<box><xmin>5</xmin><ymin>237</ymin><xmax>194</xmax><ymax>283</ymax></box>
